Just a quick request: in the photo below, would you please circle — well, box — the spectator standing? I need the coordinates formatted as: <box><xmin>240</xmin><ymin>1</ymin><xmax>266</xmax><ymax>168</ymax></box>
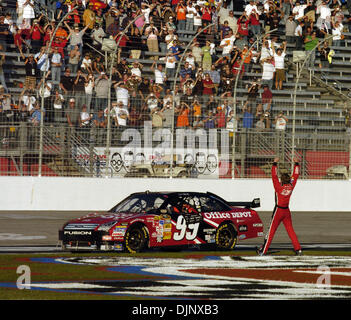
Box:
<box><xmin>78</xmin><ymin>104</ymin><xmax>92</xmax><ymax>141</ymax></box>
<box><xmin>94</xmin><ymin>72</ymin><xmax>109</xmax><ymax>111</ymax></box>
<box><xmin>275</xmin><ymin>111</ymin><xmax>288</xmax><ymax>131</ymax></box>
<box><xmin>23</xmin><ymin>54</ymin><xmax>37</xmax><ymax>90</ymax></box>
<box><xmin>92</xmin><ymin>109</ymin><xmax>107</xmax><ymax>144</ymax></box>
<box><xmin>186</xmin><ymin>1</ymin><xmax>196</xmax><ymax>32</ymax></box>
<box><xmin>285</xmin><ymin>15</ymin><xmax>297</xmax><ymax>44</ymax></box>
<box><xmin>261</xmin><ymin>57</ymin><xmax>275</xmax><ymax>89</ymax></box>
<box><xmin>73</xmin><ymin>70</ymin><xmax>86</xmax><ymax>109</ymax></box>
<box><xmin>294</xmin><ymin>20</ymin><xmax>304</xmax><ymax>50</ymax></box>
<box><xmin>304</xmin><ymin>31</ymin><xmax>319</xmax><ymax>69</ymax></box>
<box><xmin>176</xmin><ymin>102</ymin><xmax>190</xmax><ymax>128</ymax></box>
<box><xmin>292</xmin><ymin>1</ymin><xmax>308</xmax><ymax>21</ymax></box>
<box><xmin>64</xmin><ymin>22</ymin><xmax>89</xmax><ymax>55</ymax></box>
<box><xmin>66</xmin><ymin>98</ymin><xmax>79</xmax><ymax>129</ymax></box>
<box><xmin>261</xmin><ymin>84</ymin><xmax>273</xmax><ymax>117</ymax></box>
<box><xmin>83</xmin><ymin>2</ymin><xmax>96</xmax><ymax>30</ymax></box>
<box><xmin>91</xmin><ymin>23</ymin><xmax>106</xmax><ymax>50</ymax></box>
<box><xmin>30</xmin><ymin>17</ymin><xmax>44</xmax><ymax>52</ymax></box>
<box><xmin>242</xmin><ymin>105</ymin><xmax>254</xmax><ymax>129</ymax></box>
<box><xmin>165</xmin><ymin>51</ymin><xmax>176</xmax><ymax>79</ymax></box>
<box><xmin>272</xmin><ymin>41</ymin><xmax>287</xmax><ymax>90</ymax></box>
<box><xmin>144</xmin><ymin>22</ymin><xmax>159</xmax><ymax>61</ymax></box>
<box><xmin>331</xmin><ymin>20</ymin><xmax>343</xmax><ymax>48</ymax></box>
<box><xmin>68</xmin><ymin>45</ymin><xmax>81</xmax><ymax>74</ymax></box>
<box><xmin>151</xmin><ymin>62</ymin><xmax>167</xmax><ymax>86</ymax></box>
<box><xmin>80</xmin><ymin>52</ymin><xmax>93</xmax><ymax>74</ymax></box>
<box><xmin>201</xmin><ymin>40</ymin><xmax>212</xmax><ymax>72</ymax></box>
<box><xmin>52</xmin><ymin>89</ymin><xmax>65</xmax><ymax>124</ymax></box>
<box><xmin>50</xmin><ymin>47</ymin><xmax>62</xmax><ymax>84</ymax></box>
<box><xmin>35</xmin><ymin>46</ymin><xmax>50</xmax><ymax>78</ymax></box>
<box><xmin>202</xmin><ymin>73</ymin><xmax>214</xmax><ymax>103</ymax></box>
<box><xmin>59</xmin><ymin>67</ymin><xmax>74</xmax><ymax>102</ymax></box>
<box><xmin>318</xmin><ymin>41</ymin><xmax>331</xmax><ymax>69</ymax></box>
<box><xmin>176</xmin><ymin>0</ymin><xmax>187</xmax><ymax>32</ymax></box>
<box><xmin>0</xmin><ymin>49</ymin><xmax>8</xmax><ymax>92</ymax></box>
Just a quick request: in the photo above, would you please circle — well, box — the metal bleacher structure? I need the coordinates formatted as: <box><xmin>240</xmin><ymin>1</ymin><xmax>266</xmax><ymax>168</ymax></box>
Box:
<box><xmin>1</xmin><ymin>0</ymin><xmax>351</xmax><ymax>179</ymax></box>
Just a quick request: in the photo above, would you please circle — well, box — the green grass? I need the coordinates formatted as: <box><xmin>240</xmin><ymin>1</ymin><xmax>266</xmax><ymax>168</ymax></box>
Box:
<box><xmin>1</xmin><ymin>250</ymin><xmax>350</xmax><ymax>299</ymax></box>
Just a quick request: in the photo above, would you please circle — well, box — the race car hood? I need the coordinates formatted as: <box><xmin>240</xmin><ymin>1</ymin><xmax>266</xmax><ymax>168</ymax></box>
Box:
<box><xmin>64</xmin><ymin>211</ymin><xmax>144</xmax><ymax>228</ymax></box>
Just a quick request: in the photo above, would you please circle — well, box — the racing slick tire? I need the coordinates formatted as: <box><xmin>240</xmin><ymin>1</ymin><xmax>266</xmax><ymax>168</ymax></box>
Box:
<box><xmin>124</xmin><ymin>224</ymin><xmax>149</xmax><ymax>253</ymax></box>
<box><xmin>215</xmin><ymin>223</ymin><xmax>237</xmax><ymax>251</ymax></box>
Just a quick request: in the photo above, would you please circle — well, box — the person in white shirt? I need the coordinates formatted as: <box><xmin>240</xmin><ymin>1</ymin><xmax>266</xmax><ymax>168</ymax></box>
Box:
<box><xmin>151</xmin><ymin>62</ymin><xmax>167</xmax><ymax>85</ymax></box>
<box><xmin>112</xmin><ymin>101</ymin><xmax>129</xmax><ymax>127</ymax></box>
<box><xmin>261</xmin><ymin>57</ymin><xmax>275</xmax><ymax>89</ymax></box>
<box><xmin>272</xmin><ymin>41</ymin><xmax>287</xmax><ymax>90</ymax></box>
<box><xmin>22</xmin><ymin>0</ymin><xmax>35</xmax><ymax>22</ymax></box>
<box><xmin>245</xmin><ymin>0</ymin><xmax>260</xmax><ymax>16</ymax></box>
<box><xmin>218</xmin><ymin>1</ymin><xmax>230</xmax><ymax>25</ymax></box>
<box><xmin>260</xmin><ymin>40</ymin><xmax>273</xmax><ymax>63</ymax></box>
<box><xmin>186</xmin><ymin>2</ymin><xmax>197</xmax><ymax>31</ymax></box>
<box><xmin>219</xmin><ymin>32</ymin><xmax>235</xmax><ymax>57</ymax></box>
<box><xmin>165</xmin><ymin>29</ymin><xmax>178</xmax><ymax>50</ymax></box>
<box><xmin>292</xmin><ymin>1</ymin><xmax>308</xmax><ymax>21</ymax></box>
<box><xmin>35</xmin><ymin>47</ymin><xmax>50</xmax><ymax>76</ymax></box>
<box><xmin>332</xmin><ymin>20</ymin><xmax>343</xmax><ymax>47</ymax></box>
<box><xmin>51</xmin><ymin>47</ymin><xmax>62</xmax><ymax>83</ymax></box>
<box><xmin>275</xmin><ymin>112</ymin><xmax>288</xmax><ymax>131</ymax></box>
<box><xmin>317</xmin><ymin>0</ymin><xmax>331</xmax><ymax>29</ymax></box>
<box><xmin>294</xmin><ymin>21</ymin><xmax>304</xmax><ymax>49</ymax></box>
<box><xmin>165</xmin><ymin>51</ymin><xmax>176</xmax><ymax>79</ymax></box>
<box><xmin>84</xmin><ymin>73</ymin><xmax>94</xmax><ymax>113</ymax></box>
<box><xmin>114</xmin><ymin>81</ymin><xmax>130</xmax><ymax>107</ymax></box>
<box><xmin>79</xmin><ymin>104</ymin><xmax>92</xmax><ymax>141</ymax></box>
<box><xmin>130</xmin><ymin>62</ymin><xmax>142</xmax><ymax>79</ymax></box>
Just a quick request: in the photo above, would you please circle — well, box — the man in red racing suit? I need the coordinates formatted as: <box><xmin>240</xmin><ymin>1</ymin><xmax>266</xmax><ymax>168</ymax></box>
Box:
<box><xmin>257</xmin><ymin>157</ymin><xmax>302</xmax><ymax>256</ymax></box>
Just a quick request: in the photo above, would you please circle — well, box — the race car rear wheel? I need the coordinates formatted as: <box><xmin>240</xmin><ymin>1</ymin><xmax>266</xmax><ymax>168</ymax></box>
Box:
<box><xmin>125</xmin><ymin>225</ymin><xmax>148</xmax><ymax>253</ymax></box>
<box><xmin>215</xmin><ymin>223</ymin><xmax>237</xmax><ymax>251</ymax></box>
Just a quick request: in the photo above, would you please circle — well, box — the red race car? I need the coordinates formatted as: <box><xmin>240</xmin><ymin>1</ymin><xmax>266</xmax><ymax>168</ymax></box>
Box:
<box><xmin>59</xmin><ymin>191</ymin><xmax>263</xmax><ymax>253</ymax></box>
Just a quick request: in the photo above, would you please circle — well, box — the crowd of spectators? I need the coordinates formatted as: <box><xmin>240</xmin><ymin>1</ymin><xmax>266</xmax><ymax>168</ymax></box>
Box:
<box><xmin>0</xmin><ymin>0</ymin><xmax>350</xmax><ymax>137</ymax></box>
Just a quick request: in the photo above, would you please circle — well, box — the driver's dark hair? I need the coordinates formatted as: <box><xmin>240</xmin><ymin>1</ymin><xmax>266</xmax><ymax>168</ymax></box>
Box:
<box><xmin>280</xmin><ymin>173</ymin><xmax>291</xmax><ymax>185</ymax></box>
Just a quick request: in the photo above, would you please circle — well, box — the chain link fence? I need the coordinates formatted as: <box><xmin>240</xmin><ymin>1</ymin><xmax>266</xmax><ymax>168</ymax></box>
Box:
<box><xmin>0</xmin><ymin>93</ymin><xmax>349</xmax><ymax>179</ymax></box>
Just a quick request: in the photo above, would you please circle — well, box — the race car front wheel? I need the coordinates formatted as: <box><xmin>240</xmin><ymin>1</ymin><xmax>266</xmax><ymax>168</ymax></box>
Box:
<box><xmin>125</xmin><ymin>225</ymin><xmax>148</xmax><ymax>253</ymax></box>
<box><xmin>215</xmin><ymin>223</ymin><xmax>237</xmax><ymax>251</ymax></box>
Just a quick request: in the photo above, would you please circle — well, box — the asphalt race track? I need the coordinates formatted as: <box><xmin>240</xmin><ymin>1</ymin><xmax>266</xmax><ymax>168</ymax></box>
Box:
<box><xmin>0</xmin><ymin>210</ymin><xmax>350</xmax><ymax>251</ymax></box>
<box><xmin>1</xmin><ymin>210</ymin><xmax>351</xmax><ymax>301</ymax></box>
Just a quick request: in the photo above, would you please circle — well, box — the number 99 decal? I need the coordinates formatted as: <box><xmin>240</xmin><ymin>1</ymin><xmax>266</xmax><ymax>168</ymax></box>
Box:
<box><xmin>173</xmin><ymin>215</ymin><xmax>200</xmax><ymax>241</ymax></box>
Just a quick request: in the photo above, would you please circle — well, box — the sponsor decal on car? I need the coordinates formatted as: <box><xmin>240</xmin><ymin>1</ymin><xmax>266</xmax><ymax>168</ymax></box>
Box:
<box><xmin>204</xmin><ymin>211</ymin><xmax>252</xmax><ymax>220</ymax></box>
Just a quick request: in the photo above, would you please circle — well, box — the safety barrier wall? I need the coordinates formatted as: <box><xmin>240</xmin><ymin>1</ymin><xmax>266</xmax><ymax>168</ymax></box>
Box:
<box><xmin>0</xmin><ymin>176</ymin><xmax>350</xmax><ymax>212</ymax></box>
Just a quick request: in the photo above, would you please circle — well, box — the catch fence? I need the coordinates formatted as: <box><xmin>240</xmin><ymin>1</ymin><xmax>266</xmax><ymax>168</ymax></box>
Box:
<box><xmin>0</xmin><ymin>94</ymin><xmax>349</xmax><ymax>179</ymax></box>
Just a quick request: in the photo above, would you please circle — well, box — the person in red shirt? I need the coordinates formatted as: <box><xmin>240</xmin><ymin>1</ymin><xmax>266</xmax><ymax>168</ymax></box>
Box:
<box><xmin>237</xmin><ymin>14</ymin><xmax>250</xmax><ymax>40</ymax></box>
<box><xmin>202</xmin><ymin>73</ymin><xmax>214</xmax><ymax>96</ymax></box>
<box><xmin>215</xmin><ymin>106</ymin><xmax>226</xmax><ymax>128</ymax></box>
<box><xmin>257</xmin><ymin>157</ymin><xmax>302</xmax><ymax>256</ymax></box>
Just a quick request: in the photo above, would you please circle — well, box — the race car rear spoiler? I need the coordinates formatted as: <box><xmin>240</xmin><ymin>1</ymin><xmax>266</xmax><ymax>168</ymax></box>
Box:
<box><xmin>207</xmin><ymin>192</ymin><xmax>260</xmax><ymax>209</ymax></box>
<box><xmin>228</xmin><ymin>198</ymin><xmax>261</xmax><ymax>209</ymax></box>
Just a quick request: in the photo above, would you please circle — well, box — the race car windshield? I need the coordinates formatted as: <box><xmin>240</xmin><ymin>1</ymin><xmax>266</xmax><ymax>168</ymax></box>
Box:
<box><xmin>110</xmin><ymin>194</ymin><xmax>167</xmax><ymax>214</ymax></box>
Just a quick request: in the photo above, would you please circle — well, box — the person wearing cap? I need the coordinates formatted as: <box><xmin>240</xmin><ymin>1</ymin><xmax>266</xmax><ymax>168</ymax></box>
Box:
<box><xmin>64</xmin><ymin>21</ymin><xmax>89</xmax><ymax>55</ymax></box>
<box><xmin>83</xmin><ymin>2</ymin><xmax>96</xmax><ymax>29</ymax></box>
<box><xmin>66</xmin><ymin>98</ymin><xmax>80</xmax><ymax>129</ymax></box>
<box><xmin>285</xmin><ymin>15</ymin><xmax>297</xmax><ymax>44</ymax></box>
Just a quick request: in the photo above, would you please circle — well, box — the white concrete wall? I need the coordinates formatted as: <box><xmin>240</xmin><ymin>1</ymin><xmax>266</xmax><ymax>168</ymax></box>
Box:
<box><xmin>1</xmin><ymin>177</ymin><xmax>350</xmax><ymax>212</ymax></box>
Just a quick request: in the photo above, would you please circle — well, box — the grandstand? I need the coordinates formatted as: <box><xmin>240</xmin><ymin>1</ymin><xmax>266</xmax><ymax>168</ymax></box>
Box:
<box><xmin>0</xmin><ymin>0</ymin><xmax>350</xmax><ymax>179</ymax></box>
